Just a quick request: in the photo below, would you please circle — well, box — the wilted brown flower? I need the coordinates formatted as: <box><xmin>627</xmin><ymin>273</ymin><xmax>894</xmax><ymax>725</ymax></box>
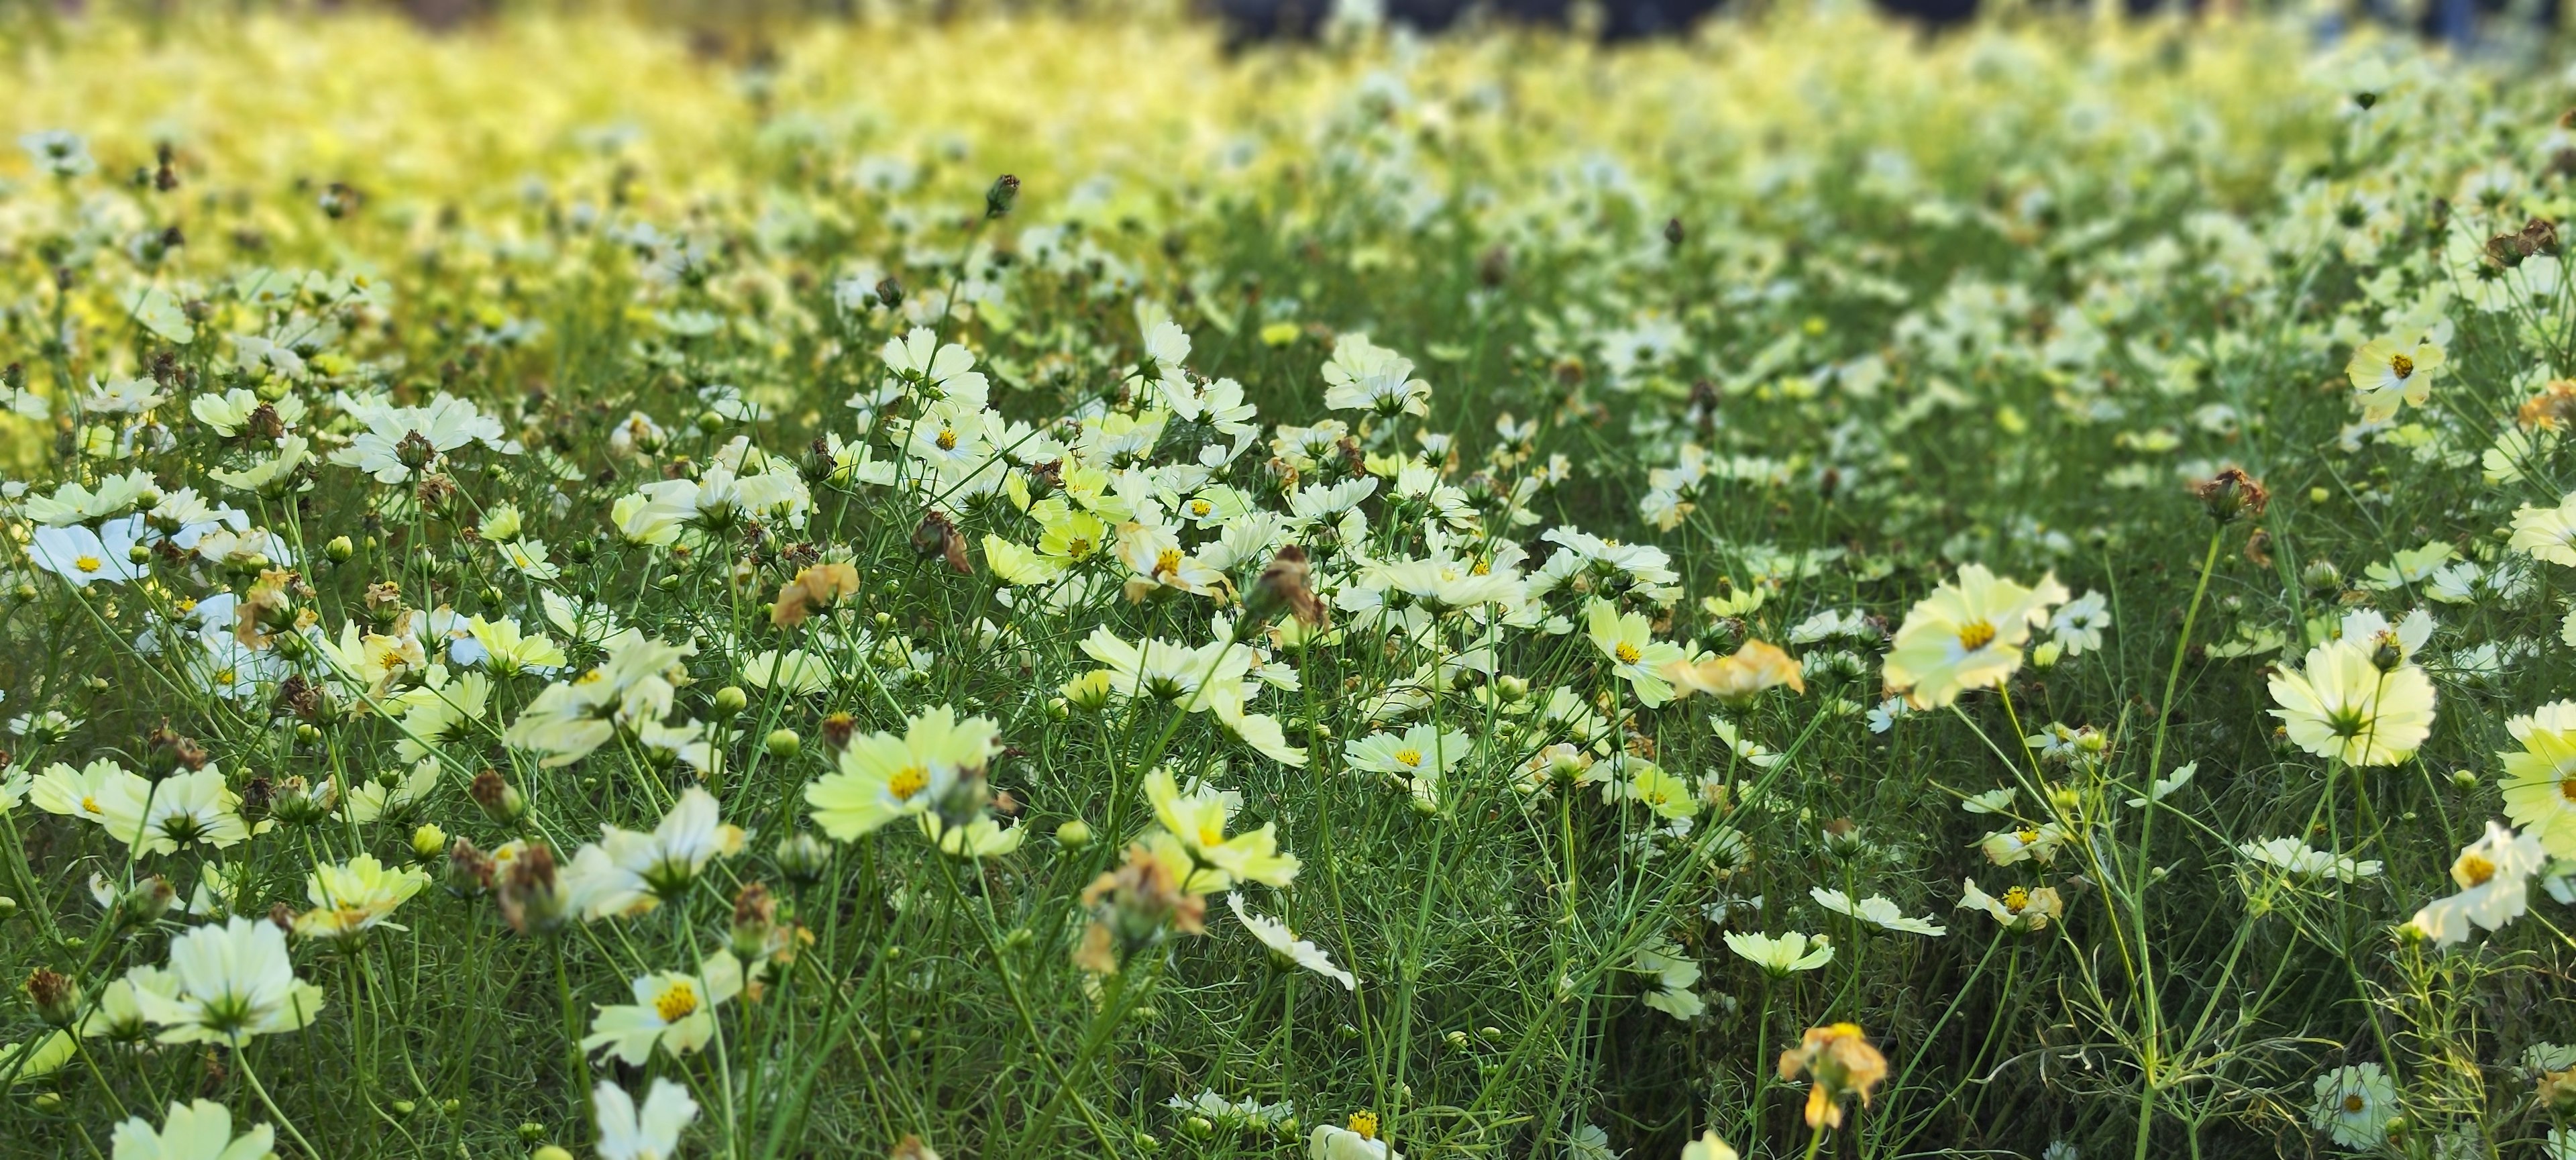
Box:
<box><xmin>1664</xmin><ymin>639</ymin><xmax>1805</xmax><ymax>704</ymax></box>
<box><xmin>1073</xmin><ymin>844</ymin><xmax>1205</xmax><ymax>975</ymax></box>
<box><xmin>2194</xmin><ymin>466</ymin><xmax>2268</xmax><ymax>524</ymax></box>
<box><xmin>771</xmin><ymin>560</ymin><xmax>861</xmax><ymax>628</ymax></box>
<box><xmin>1778</xmin><ymin>1022</ymin><xmax>1888</xmax><ymax>1130</ymax></box>
<box><xmin>1251</xmin><ymin>544</ymin><xmax>1327</xmax><ymax>628</ymax></box>
<box><xmin>911</xmin><ymin>511</ymin><xmax>971</xmax><ymax>575</ymax></box>
<box><xmin>496</xmin><ymin>843</ymin><xmax>569</xmax><ymax>936</ymax></box>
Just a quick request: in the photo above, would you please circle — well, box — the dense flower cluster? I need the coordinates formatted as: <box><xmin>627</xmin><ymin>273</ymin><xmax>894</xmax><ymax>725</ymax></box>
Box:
<box><xmin>3</xmin><ymin>5</ymin><xmax>2576</xmax><ymax>1160</ymax></box>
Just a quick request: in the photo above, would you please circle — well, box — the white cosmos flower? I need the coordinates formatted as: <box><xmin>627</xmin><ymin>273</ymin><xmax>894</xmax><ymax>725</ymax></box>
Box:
<box><xmin>563</xmin><ymin>788</ymin><xmax>746</xmax><ymax>920</ymax></box>
<box><xmin>109</xmin><ymin>1098</ymin><xmax>274</xmax><ymax>1160</ymax></box>
<box><xmin>28</xmin><ymin>515</ymin><xmax>149</xmax><ymax>587</ymax></box>
<box><xmin>594</xmin><ymin>1077</ymin><xmax>700</xmax><ymax>1160</ymax></box>
<box><xmin>2409</xmin><ymin>820</ymin><xmax>2548</xmax><ymax>945</ymax></box>
<box><xmin>1228</xmin><ymin>892</ymin><xmax>1356</xmax><ymax>990</ymax></box>
<box><xmin>1810</xmin><ymin>888</ymin><xmax>1947</xmax><ymax>936</ymax></box>
<box><xmin>130</xmin><ymin>917</ymin><xmax>325</xmax><ymax>1044</ymax></box>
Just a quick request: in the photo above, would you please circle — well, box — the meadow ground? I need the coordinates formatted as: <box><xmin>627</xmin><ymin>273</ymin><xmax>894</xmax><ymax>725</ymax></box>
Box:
<box><xmin>3</xmin><ymin>5</ymin><xmax>2576</xmax><ymax>1159</ymax></box>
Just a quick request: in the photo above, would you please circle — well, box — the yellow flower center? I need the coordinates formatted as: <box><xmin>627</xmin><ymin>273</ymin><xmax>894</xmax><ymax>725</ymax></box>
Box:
<box><xmin>2559</xmin><ymin>776</ymin><xmax>2576</xmax><ymax>804</ymax></box>
<box><xmin>80</xmin><ymin>796</ymin><xmax>101</xmax><ymax>815</ymax></box>
<box><xmin>1066</xmin><ymin>537</ymin><xmax>1094</xmax><ymax>558</ymax></box>
<box><xmin>1155</xmin><ymin>547</ymin><xmax>1183</xmax><ymax>577</ymax></box>
<box><xmin>214</xmin><ymin>668</ymin><xmax>237</xmax><ymax>686</ymax></box>
<box><xmin>1348</xmin><ymin>1112</ymin><xmax>1379</xmax><ymax>1141</ymax></box>
<box><xmin>936</xmin><ymin>429</ymin><xmax>959</xmax><ymax>451</ymax></box>
<box><xmin>2390</xmin><ymin>353</ymin><xmax>2414</xmax><ymax>379</ymax></box>
<box><xmin>2001</xmin><ymin>886</ymin><xmax>2030</xmax><ymax>912</ymax></box>
<box><xmin>2455</xmin><ymin>851</ymin><xmax>2498</xmax><ymax>888</ymax></box>
<box><xmin>2013</xmin><ymin>827</ymin><xmax>2039</xmax><ymax>845</ymax></box>
<box><xmin>1394</xmin><ymin>747</ymin><xmax>1423</xmax><ymax>768</ymax></box>
<box><xmin>1472</xmin><ymin>561</ymin><xmax>1491</xmax><ymax>575</ymax></box>
<box><xmin>1957</xmin><ymin>620</ymin><xmax>1997</xmax><ymax>651</ymax></box>
<box><xmin>889</xmin><ymin>764</ymin><xmax>930</xmax><ymax>801</ymax></box>
<box><xmin>74</xmin><ymin>555</ymin><xmax>102</xmax><ymax>573</ymax></box>
<box><xmin>1189</xmin><ymin>499</ymin><xmax>1212</xmax><ymax>517</ymax></box>
<box><xmin>2343</xmin><ymin>1094</ymin><xmax>2366</xmax><ymax>1114</ymax></box>
<box><xmin>653</xmin><ymin>980</ymin><xmax>700</xmax><ymax>1022</ymax></box>
<box><xmin>1614</xmin><ymin>642</ymin><xmax>1641</xmax><ymax>665</ymax></box>
<box><xmin>1198</xmin><ymin>821</ymin><xmax>1226</xmax><ymax>848</ymax></box>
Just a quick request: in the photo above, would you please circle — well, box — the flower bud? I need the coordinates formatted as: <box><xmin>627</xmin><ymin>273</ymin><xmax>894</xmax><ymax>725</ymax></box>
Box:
<box><xmin>410</xmin><ymin>823</ymin><xmax>447</xmax><ymax>863</ymax></box>
<box><xmin>985</xmin><ymin>174</ymin><xmax>1021</xmax><ymax>219</ymax></box>
<box><xmin>25</xmin><ymin>968</ymin><xmax>77</xmax><ymax>1027</ymax></box>
<box><xmin>765</xmin><ymin>729</ymin><xmax>802</xmax><ymax>758</ymax></box>
<box><xmin>775</xmin><ymin>832</ymin><xmax>833</xmax><ymax>886</ymax></box>
<box><xmin>325</xmin><ymin>534</ymin><xmax>354</xmax><ymax>562</ymax></box>
<box><xmin>1055</xmin><ymin>819</ymin><xmax>1094</xmax><ymax>849</ymax></box>
<box><xmin>712</xmin><ymin>685</ymin><xmax>749</xmax><ymax>717</ymax></box>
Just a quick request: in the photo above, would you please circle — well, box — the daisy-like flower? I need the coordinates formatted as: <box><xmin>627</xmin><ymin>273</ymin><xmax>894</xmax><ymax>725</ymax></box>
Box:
<box><xmin>109</xmin><ymin>1099</ymin><xmax>274</xmax><ymax>1160</ymax></box>
<box><xmin>2266</xmin><ymin>638</ymin><xmax>2436</xmax><ymax>767</ymax></box>
<box><xmin>1723</xmin><ymin>931</ymin><xmax>1834</xmax><ymax>978</ymax></box>
<box><xmin>918</xmin><ymin>812</ymin><xmax>1026</xmax><ymax>859</ymax></box>
<box><xmin>2310</xmin><ymin>1063</ymin><xmax>2398</xmax><ymax>1149</ymax></box>
<box><xmin>804</xmin><ymin>704</ymin><xmax>1002</xmax><ymax>840</ymax></box>
<box><xmin>291</xmin><ymin>855</ymin><xmax>429</xmax><ymax>941</ymax></box>
<box><xmin>2048</xmin><ymin>591</ymin><xmax>2111</xmax><ymax>657</ymax></box>
<box><xmin>594</xmin><ymin>1077</ymin><xmax>700</xmax><ymax>1160</ymax></box>
<box><xmin>95</xmin><ymin>768</ymin><xmax>255</xmax><ymax>856</ymax></box>
<box><xmin>1228</xmin><ymin>892</ymin><xmax>1356</xmax><ymax>990</ymax></box>
<box><xmin>1977</xmin><ymin>823</ymin><xmax>2068</xmax><ymax>867</ymax></box>
<box><xmin>131</xmin><ymin>917</ymin><xmax>325</xmax><ymax>1044</ymax></box>
<box><xmin>1343</xmin><ymin>724</ymin><xmax>1472</xmax><ymax>807</ymax></box>
<box><xmin>1882</xmin><ymin>565</ymin><xmax>2068</xmax><ymax>708</ymax></box>
<box><xmin>562</xmin><ymin>788</ymin><xmax>746</xmax><ymax>920</ymax></box>
<box><xmin>329</xmin><ymin>392</ymin><xmax>511</xmax><ymax>483</ymax></box>
<box><xmin>1635</xmin><ymin>942</ymin><xmax>1705</xmax><ymax>1020</ymax></box>
<box><xmin>1078</xmin><ymin>628</ymin><xmax>1306</xmax><ymax>766</ymax></box>
<box><xmin>1956</xmin><ymin>878</ymin><xmax>2063</xmax><ymax>931</ymax></box>
<box><xmin>1310</xmin><ymin>1112</ymin><xmax>1403</xmax><ymax>1160</ymax></box>
<box><xmin>1144</xmin><ymin>767</ymin><xmax>1300</xmax><ymax>894</ymax></box>
<box><xmin>1115</xmin><ymin>521</ymin><xmax>1231</xmax><ymax>602</ymax></box>
<box><xmin>2512</xmin><ymin>492</ymin><xmax>2576</xmax><ymax>567</ymax></box>
<box><xmin>582</xmin><ymin>952</ymin><xmax>743</xmax><ymax>1065</ymax></box>
<box><xmin>2409</xmin><ymin>820</ymin><xmax>2548</xmax><ymax>945</ymax></box>
<box><xmin>2237</xmin><ymin>838</ymin><xmax>2381</xmax><ymax>882</ymax></box>
<box><xmin>28</xmin><ymin>515</ymin><xmax>150</xmax><ymax>588</ymax></box>
<box><xmin>2345</xmin><ymin>337</ymin><xmax>2444</xmax><ymax>423</ymax></box>
<box><xmin>1587</xmin><ymin>598</ymin><xmax>1686</xmax><ymax>707</ymax></box>
<box><xmin>1811</xmin><ymin>888</ymin><xmax>1946</xmax><ymax>936</ymax></box>
<box><xmin>30</xmin><ymin>757</ymin><xmax>149</xmax><ymax>825</ymax></box>
<box><xmin>2501</xmin><ymin>700</ymin><xmax>2576</xmax><ymax>856</ymax></box>
<box><xmin>1320</xmin><ymin>333</ymin><xmax>1431</xmax><ymax>419</ymax></box>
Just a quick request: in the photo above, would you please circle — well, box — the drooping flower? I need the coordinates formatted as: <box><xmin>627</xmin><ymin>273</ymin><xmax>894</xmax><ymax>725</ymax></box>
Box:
<box><xmin>1228</xmin><ymin>892</ymin><xmax>1356</xmax><ymax>990</ymax></box>
<box><xmin>1663</xmin><ymin>639</ymin><xmax>1805</xmax><ymax>704</ymax></box>
<box><xmin>1956</xmin><ymin>878</ymin><xmax>2063</xmax><ymax>932</ymax></box>
<box><xmin>1723</xmin><ymin>931</ymin><xmax>1833</xmax><ymax>978</ymax></box>
<box><xmin>1811</xmin><ymin>888</ymin><xmax>1946</xmax><ymax>936</ymax></box>
<box><xmin>1144</xmin><ymin>768</ymin><xmax>1299</xmax><ymax>894</ymax></box>
<box><xmin>2408</xmin><ymin>821</ymin><xmax>2548</xmax><ymax>945</ymax></box>
<box><xmin>1776</xmin><ymin>1022</ymin><xmax>1888</xmax><ymax>1130</ymax></box>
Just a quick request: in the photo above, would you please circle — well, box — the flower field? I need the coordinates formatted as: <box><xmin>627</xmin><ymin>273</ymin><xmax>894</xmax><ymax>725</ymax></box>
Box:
<box><xmin>4</xmin><ymin>4</ymin><xmax>2576</xmax><ymax>1159</ymax></box>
